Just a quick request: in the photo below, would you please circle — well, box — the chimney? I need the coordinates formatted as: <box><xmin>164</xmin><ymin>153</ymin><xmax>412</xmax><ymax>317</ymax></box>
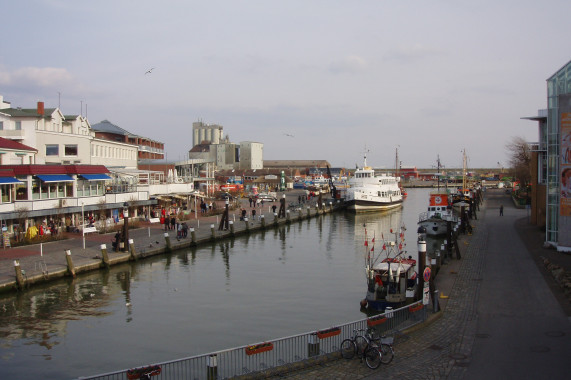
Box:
<box><xmin>37</xmin><ymin>101</ymin><xmax>44</xmax><ymax>115</ymax></box>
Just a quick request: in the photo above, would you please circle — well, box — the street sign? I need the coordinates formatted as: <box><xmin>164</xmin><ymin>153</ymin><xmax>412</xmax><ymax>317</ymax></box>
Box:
<box><xmin>423</xmin><ymin>267</ymin><xmax>431</xmax><ymax>282</ymax></box>
<box><xmin>422</xmin><ymin>282</ymin><xmax>430</xmax><ymax>305</ymax></box>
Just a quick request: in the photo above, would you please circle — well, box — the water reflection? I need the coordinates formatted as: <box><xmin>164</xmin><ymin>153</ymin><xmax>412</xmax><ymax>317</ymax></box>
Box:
<box><xmin>0</xmin><ymin>189</ymin><xmax>435</xmax><ymax>379</ymax></box>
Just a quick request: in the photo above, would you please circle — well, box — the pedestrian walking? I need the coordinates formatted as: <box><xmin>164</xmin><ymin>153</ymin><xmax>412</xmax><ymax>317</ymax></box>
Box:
<box><xmin>500</xmin><ymin>204</ymin><xmax>504</xmax><ymax>216</ymax></box>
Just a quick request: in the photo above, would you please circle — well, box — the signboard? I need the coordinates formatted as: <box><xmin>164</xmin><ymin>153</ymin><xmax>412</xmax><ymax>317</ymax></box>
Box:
<box><xmin>2</xmin><ymin>232</ymin><xmax>10</xmax><ymax>248</ymax></box>
<box><xmin>423</xmin><ymin>267</ymin><xmax>431</xmax><ymax>282</ymax></box>
<box><xmin>422</xmin><ymin>282</ymin><xmax>430</xmax><ymax>305</ymax></box>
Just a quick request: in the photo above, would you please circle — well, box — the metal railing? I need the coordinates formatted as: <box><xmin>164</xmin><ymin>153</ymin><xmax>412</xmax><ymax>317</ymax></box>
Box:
<box><xmin>79</xmin><ymin>301</ymin><xmax>427</xmax><ymax>380</ymax></box>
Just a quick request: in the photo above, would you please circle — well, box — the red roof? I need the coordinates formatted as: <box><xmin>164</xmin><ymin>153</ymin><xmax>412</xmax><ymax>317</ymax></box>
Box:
<box><xmin>0</xmin><ymin>137</ymin><xmax>37</xmax><ymax>152</ymax></box>
<box><xmin>0</xmin><ymin>165</ymin><xmax>110</xmax><ymax>176</ymax></box>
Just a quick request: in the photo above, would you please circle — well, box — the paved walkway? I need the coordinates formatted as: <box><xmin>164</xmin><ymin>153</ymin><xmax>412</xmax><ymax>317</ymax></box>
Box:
<box><xmin>265</xmin><ymin>189</ymin><xmax>571</xmax><ymax>379</ymax></box>
<box><xmin>0</xmin><ymin>192</ymin><xmax>326</xmax><ymax>292</ymax></box>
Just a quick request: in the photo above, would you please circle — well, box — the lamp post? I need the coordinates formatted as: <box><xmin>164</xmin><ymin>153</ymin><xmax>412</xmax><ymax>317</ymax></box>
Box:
<box><xmin>81</xmin><ymin>202</ymin><xmax>85</xmax><ymax>249</ymax></box>
<box><xmin>123</xmin><ymin>202</ymin><xmax>129</xmax><ymax>252</ymax></box>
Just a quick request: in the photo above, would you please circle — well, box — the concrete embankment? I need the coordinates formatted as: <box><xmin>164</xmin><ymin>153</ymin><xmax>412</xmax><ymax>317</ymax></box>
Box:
<box><xmin>0</xmin><ymin>198</ymin><xmax>342</xmax><ymax>294</ymax></box>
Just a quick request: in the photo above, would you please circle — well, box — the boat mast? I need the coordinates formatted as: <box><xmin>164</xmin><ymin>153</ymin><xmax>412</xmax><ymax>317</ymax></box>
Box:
<box><xmin>436</xmin><ymin>155</ymin><xmax>441</xmax><ymax>191</ymax></box>
<box><xmin>395</xmin><ymin>147</ymin><xmax>399</xmax><ymax>178</ymax></box>
<box><xmin>462</xmin><ymin>149</ymin><xmax>467</xmax><ymax>190</ymax></box>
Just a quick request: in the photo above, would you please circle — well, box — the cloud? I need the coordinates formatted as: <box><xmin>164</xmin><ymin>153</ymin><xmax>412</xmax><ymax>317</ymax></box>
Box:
<box><xmin>384</xmin><ymin>44</ymin><xmax>444</xmax><ymax>63</ymax></box>
<box><xmin>0</xmin><ymin>67</ymin><xmax>74</xmax><ymax>87</ymax></box>
<box><xmin>6</xmin><ymin>67</ymin><xmax>73</xmax><ymax>87</ymax></box>
<box><xmin>329</xmin><ymin>55</ymin><xmax>368</xmax><ymax>73</ymax></box>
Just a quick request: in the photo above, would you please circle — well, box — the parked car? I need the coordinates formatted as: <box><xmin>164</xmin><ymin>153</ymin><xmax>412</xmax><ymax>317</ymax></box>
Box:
<box><xmin>216</xmin><ymin>192</ymin><xmax>234</xmax><ymax>200</ymax></box>
<box><xmin>256</xmin><ymin>193</ymin><xmax>277</xmax><ymax>202</ymax></box>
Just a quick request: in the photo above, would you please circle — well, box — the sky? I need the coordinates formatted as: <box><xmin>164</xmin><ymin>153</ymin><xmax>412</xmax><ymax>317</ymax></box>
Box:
<box><xmin>1</xmin><ymin>0</ymin><xmax>570</xmax><ymax>170</ymax></box>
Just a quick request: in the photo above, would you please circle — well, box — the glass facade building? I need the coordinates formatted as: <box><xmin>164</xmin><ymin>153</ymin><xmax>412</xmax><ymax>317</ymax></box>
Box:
<box><xmin>546</xmin><ymin>60</ymin><xmax>571</xmax><ymax>245</ymax></box>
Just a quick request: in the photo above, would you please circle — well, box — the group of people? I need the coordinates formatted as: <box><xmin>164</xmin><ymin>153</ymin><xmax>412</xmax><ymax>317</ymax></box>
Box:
<box><xmin>200</xmin><ymin>200</ymin><xmax>214</xmax><ymax>214</ymax></box>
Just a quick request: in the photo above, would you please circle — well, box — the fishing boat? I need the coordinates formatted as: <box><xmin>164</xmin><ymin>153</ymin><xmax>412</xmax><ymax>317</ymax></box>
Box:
<box><xmin>451</xmin><ymin>149</ymin><xmax>473</xmax><ymax>209</ymax></box>
<box><xmin>418</xmin><ymin>191</ymin><xmax>457</xmax><ymax>236</ymax></box>
<box><xmin>360</xmin><ymin>225</ymin><xmax>417</xmax><ymax>311</ymax></box>
<box><xmin>345</xmin><ymin>153</ymin><xmax>403</xmax><ymax>213</ymax></box>
<box><xmin>418</xmin><ymin>156</ymin><xmax>458</xmax><ymax>236</ymax></box>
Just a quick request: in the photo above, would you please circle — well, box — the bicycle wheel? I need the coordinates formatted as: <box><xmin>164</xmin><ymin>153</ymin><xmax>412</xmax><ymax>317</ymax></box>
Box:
<box><xmin>340</xmin><ymin>339</ymin><xmax>356</xmax><ymax>359</ymax></box>
<box><xmin>380</xmin><ymin>344</ymin><xmax>394</xmax><ymax>364</ymax></box>
<box><xmin>355</xmin><ymin>335</ymin><xmax>368</xmax><ymax>355</ymax></box>
<box><xmin>364</xmin><ymin>346</ymin><xmax>382</xmax><ymax>369</ymax></box>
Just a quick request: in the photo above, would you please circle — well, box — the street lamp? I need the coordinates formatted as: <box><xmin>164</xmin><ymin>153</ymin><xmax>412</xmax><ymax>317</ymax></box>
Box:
<box><xmin>123</xmin><ymin>202</ymin><xmax>129</xmax><ymax>252</ymax></box>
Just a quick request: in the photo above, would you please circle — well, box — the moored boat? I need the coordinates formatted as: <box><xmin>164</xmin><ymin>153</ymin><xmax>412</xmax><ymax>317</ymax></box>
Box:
<box><xmin>345</xmin><ymin>154</ymin><xmax>403</xmax><ymax>213</ymax></box>
<box><xmin>360</xmin><ymin>225</ymin><xmax>417</xmax><ymax>311</ymax></box>
<box><xmin>418</xmin><ymin>191</ymin><xmax>458</xmax><ymax>236</ymax></box>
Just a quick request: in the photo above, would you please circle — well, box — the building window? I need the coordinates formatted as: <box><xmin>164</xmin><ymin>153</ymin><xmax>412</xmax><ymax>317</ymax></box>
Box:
<box><xmin>15</xmin><ymin>121</ymin><xmax>22</xmax><ymax>130</ymax></box>
<box><xmin>64</xmin><ymin>145</ymin><xmax>78</xmax><ymax>156</ymax></box>
<box><xmin>46</xmin><ymin>145</ymin><xmax>59</xmax><ymax>156</ymax></box>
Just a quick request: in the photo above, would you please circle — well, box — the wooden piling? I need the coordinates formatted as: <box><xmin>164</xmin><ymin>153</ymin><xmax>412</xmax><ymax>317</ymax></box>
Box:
<box><xmin>14</xmin><ymin>260</ymin><xmax>25</xmax><ymax>289</ymax></box>
<box><xmin>65</xmin><ymin>250</ymin><xmax>76</xmax><ymax>278</ymax></box>
<box><xmin>100</xmin><ymin>244</ymin><xmax>110</xmax><ymax>268</ymax></box>
<box><xmin>164</xmin><ymin>232</ymin><xmax>171</xmax><ymax>251</ymax></box>
<box><xmin>190</xmin><ymin>228</ymin><xmax>196</xmax><ymax>245</ymax></box>
<box><xmin>128</xmin><ymin>239</ymin><xmax>137</xmax><ymax>260</ymax></box>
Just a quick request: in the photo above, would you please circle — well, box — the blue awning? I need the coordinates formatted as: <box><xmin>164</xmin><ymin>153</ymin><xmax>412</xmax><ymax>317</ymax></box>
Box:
<box><xmin>36</xmin><ymin>174</ymin><xmax>74</xmax><ymax>182</ymax></box>
<box><xmin>80</xmin><ymin>174</ymin><xmax>112</xmax><ymax>181</ymax></box>
<box><xmin>0</xmin><ymin>177</ymin><xmax>22</xmax><ymax>184</ymax></box>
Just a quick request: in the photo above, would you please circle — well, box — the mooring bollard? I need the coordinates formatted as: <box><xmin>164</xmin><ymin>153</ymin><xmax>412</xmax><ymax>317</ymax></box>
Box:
<box><xmin>433</xmin><ymin>290</ymin><xmax>440</xmax><ymax>312</ymax></box>
<box><xmin>385</xmin><ymin>306</ymin><xmax>394</xmax><ymax>319</ymax></box>
<box><xmin>307</xmin><ymin>206</ymin><xmax>311</xmax><ymax>218</ymax></box>
<box><xmin>128</xmin><ymin>239</ymin><xmax>137</xmax><ymax>260</ymax></box>
<box><xmin>190</xmin><ymin>227</ymin><xmax>196</xmax><ymax>244</ymax></box>
<box><xmin>243</xmin><ymin>217</ymin><xmax>250</xmax><ymax>232</ymax></box>
<box><xmin>65</xmin><ymin>249</ymin><xmax>76</xmax><ymax>277</ymax></box>
<box><xmin>206</xmin><ymin>354</ymin><xmax>218</xmax><ymax>380</ymax></box>
<box><xmin>14</xmin><ymin>260</ymin><xmax>25</xmax><ymax>289</ymax></box>
<box><xmin>229</xmin><ymin>220</ymin><xmax>234</xmax><ymax>235</ymax></box>
<box><xmin>210</xmin><ymin>224</ymin><xmax>215</xmax><ymax>240</ymax></box>
<box><xmin>164</xmin><ymin>232</ymin><xmax>171</xmax><ymax>251</ymax></box>
<box><xmin>273</xmin><ymin>212</ymin><xmax>278</xmax><ymax>225</ymax></box>
<box><xmin>329</xmin><ymin>201</ymin><xmax>333</xmax><ymax>211</ymax></box>
<box><xmin>286</xmin><ymin>210</ymin><xmax>291</xmax><ymax>223</ymax></box>
<box><xmin>308</xmin><ymin>332</ymin><xmax>319</xmax><ymax>357</ymax></box>
<box><xmin>100</xmin><ymin>244</ymin><xmax>110</xmax><ymax>268</ymax></box>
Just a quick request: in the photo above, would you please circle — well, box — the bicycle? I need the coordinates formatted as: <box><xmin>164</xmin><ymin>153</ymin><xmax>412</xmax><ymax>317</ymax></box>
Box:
<box><xmin>340</xmin><ymin>329</ymin><xmax>382</xmax><ymax>369</ymax></box>
<box><xmin>366</xmin><ymin>328</ymin><xmax>394</xmax><ymax>364</ymax></box>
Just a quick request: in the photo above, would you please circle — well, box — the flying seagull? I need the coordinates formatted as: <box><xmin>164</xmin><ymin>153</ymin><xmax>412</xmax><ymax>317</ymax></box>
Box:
<box><xmin>145</xmin><ymin>67</ymin><xmax>155</xmax><ymax>75</ymax></box>
<box><xmin>283</xmin><ymin>133</ymin><xmax>294</xmax><ymax>137</ymax></box>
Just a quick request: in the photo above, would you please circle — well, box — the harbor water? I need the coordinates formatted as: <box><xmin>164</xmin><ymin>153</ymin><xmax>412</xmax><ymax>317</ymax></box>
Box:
<box><xmin>0</xmin><ymin>188</ymin><xmax>438</xmax><ymax>379</ymax></box>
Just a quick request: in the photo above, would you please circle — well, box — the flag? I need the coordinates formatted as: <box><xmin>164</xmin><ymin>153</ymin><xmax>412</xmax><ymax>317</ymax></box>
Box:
<box><xmin>364</xmin><ymin>240</ymin><xmax>368</xmax><ymax>246</ymax></box>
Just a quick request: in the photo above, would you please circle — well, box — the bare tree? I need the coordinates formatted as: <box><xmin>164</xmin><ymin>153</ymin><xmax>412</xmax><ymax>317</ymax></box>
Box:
<box><xmin>505</xmin><ymin>136</ymin><xmax>531</xmax><ymax>187</ymax></box>
<box><xmin>15</xmin><ymin>206</ymin><xmax>29</xmax><ymax>242</ymax></box>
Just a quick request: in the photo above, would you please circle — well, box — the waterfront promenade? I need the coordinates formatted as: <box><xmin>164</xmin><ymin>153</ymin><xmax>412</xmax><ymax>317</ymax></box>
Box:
<box><xmin>265</xmin><ymin>189</ymin><xmax>571</xmax><ymax>379</ymax></box>
<box><xmin>0</xmin><ymin>192</ymin><xmax>330</xmax><ymax>292</ymax></box>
